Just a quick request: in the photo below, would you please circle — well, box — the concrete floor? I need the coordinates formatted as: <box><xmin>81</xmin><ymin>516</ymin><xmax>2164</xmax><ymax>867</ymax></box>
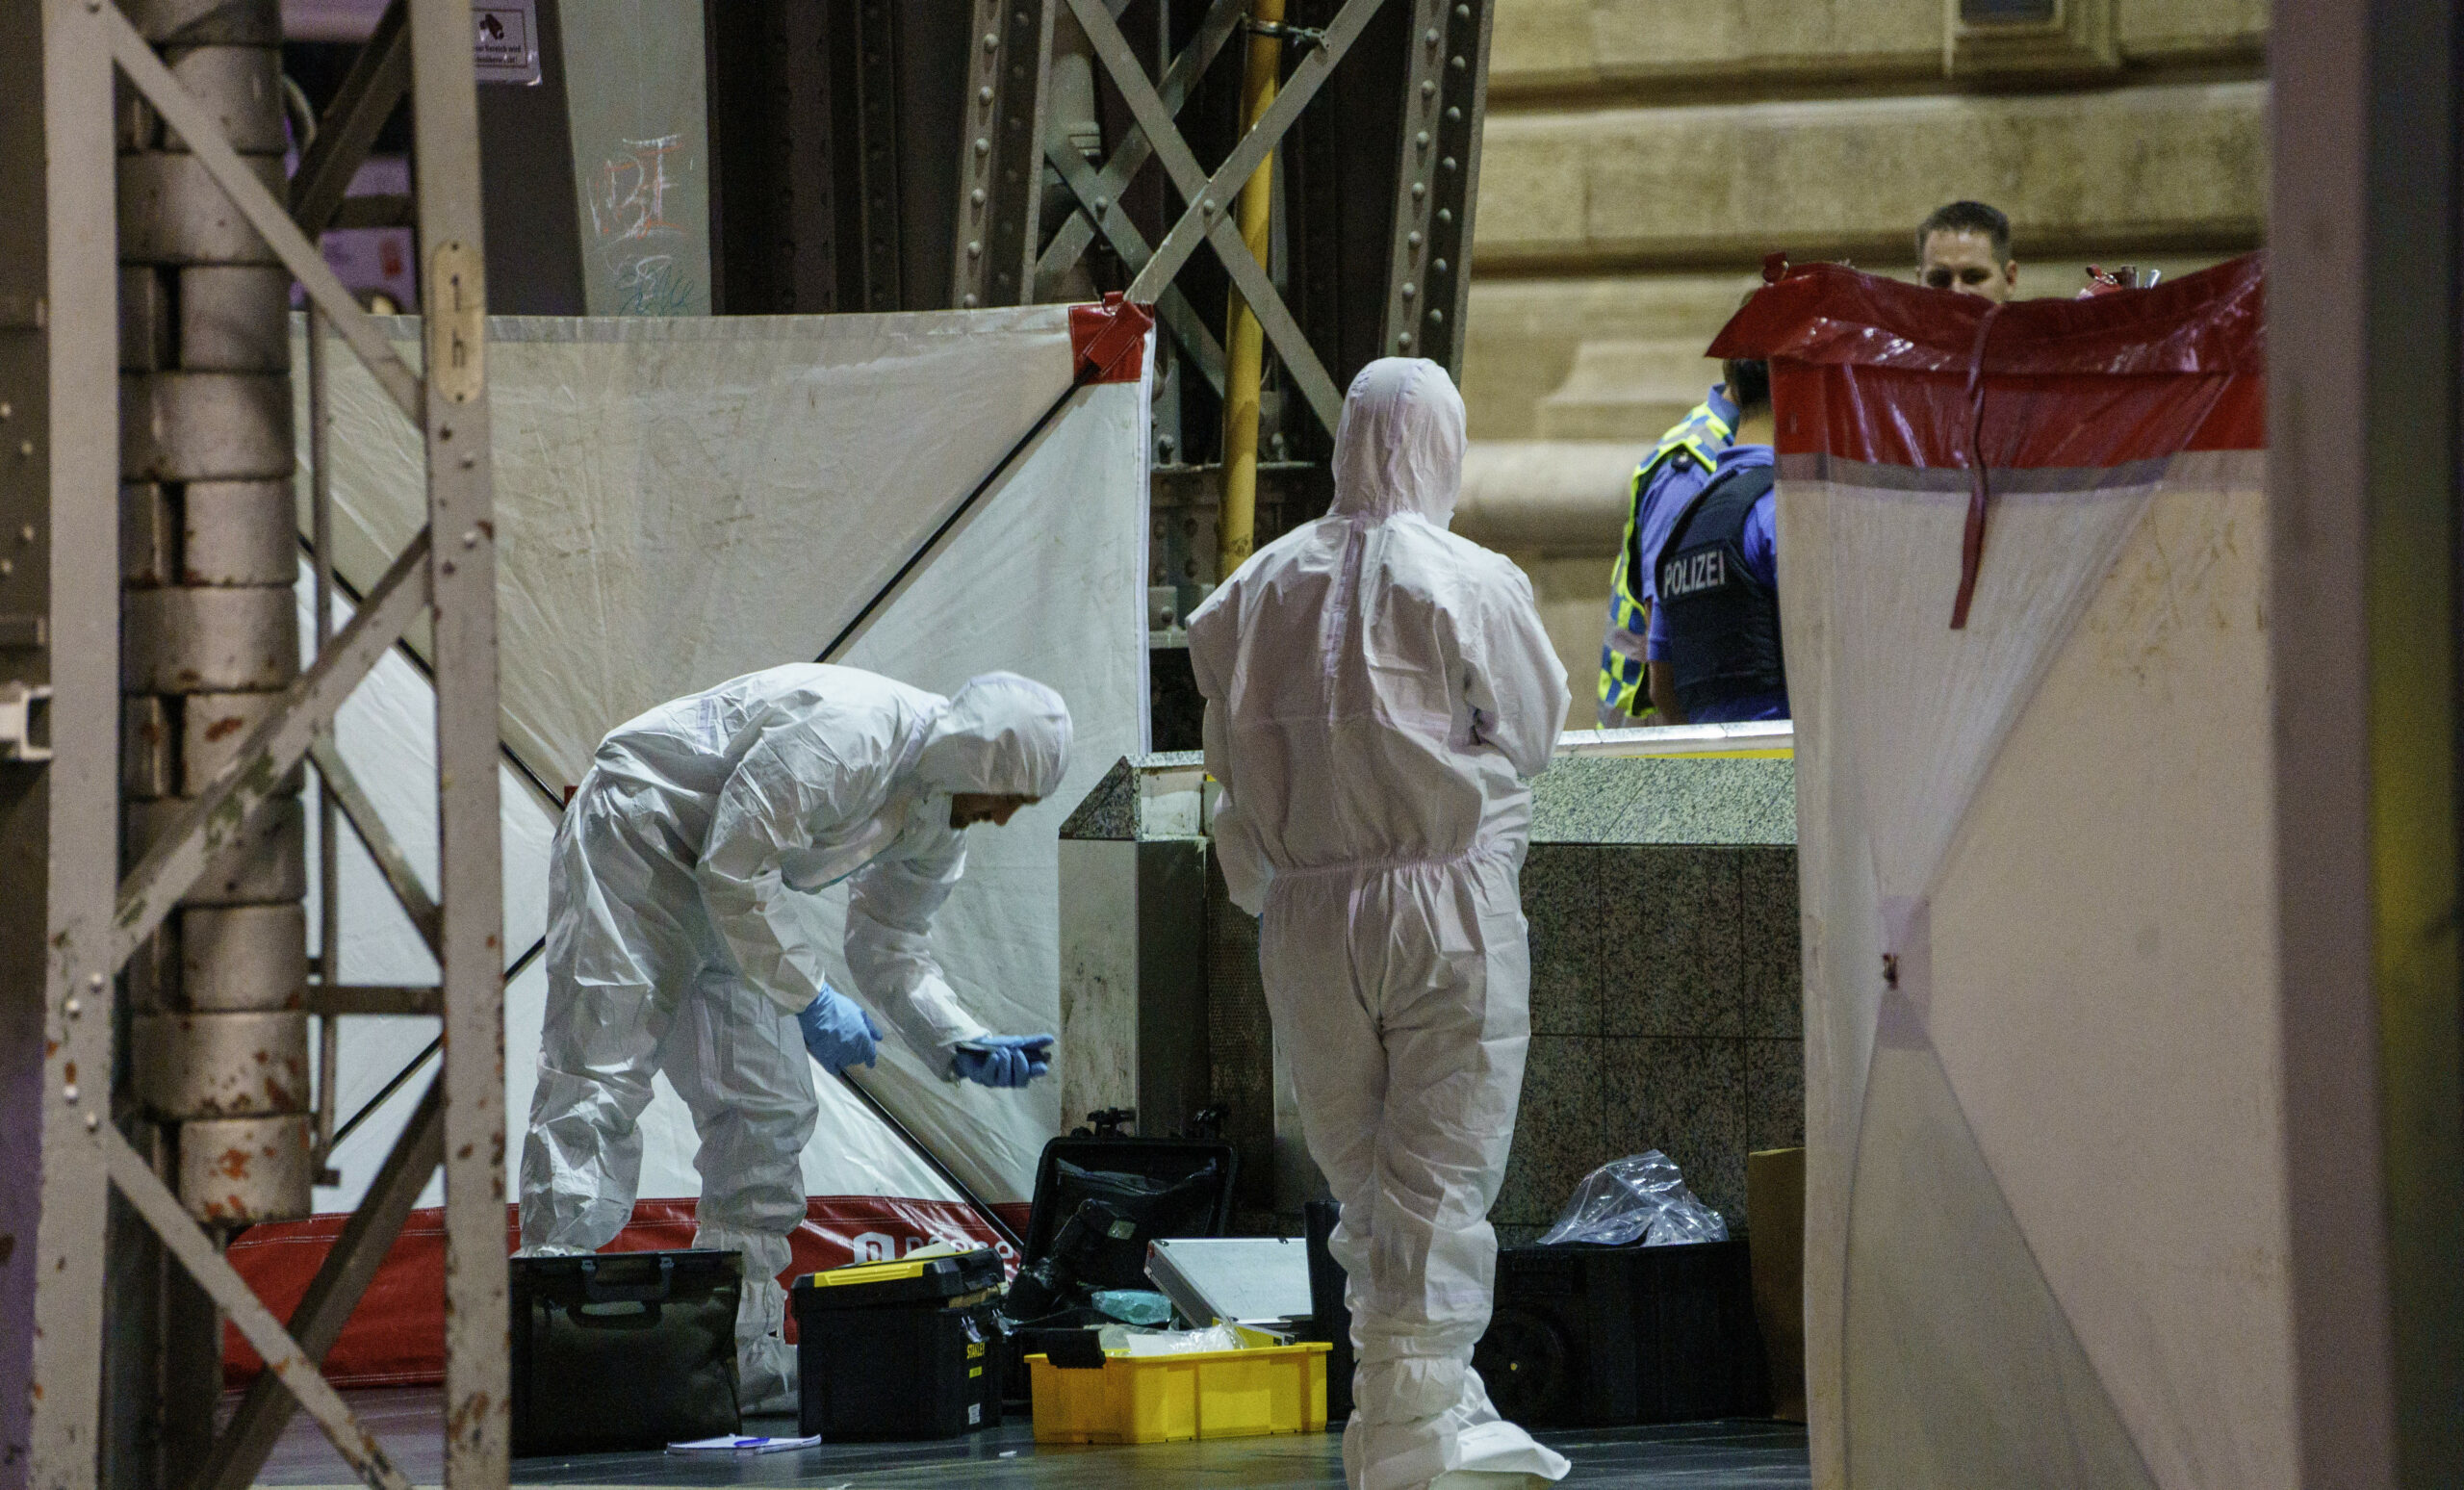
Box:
<box><xmin>248</xmin><ymin>1389</ymin><xmax>1811</xmax><ymax>1488</ymax></box>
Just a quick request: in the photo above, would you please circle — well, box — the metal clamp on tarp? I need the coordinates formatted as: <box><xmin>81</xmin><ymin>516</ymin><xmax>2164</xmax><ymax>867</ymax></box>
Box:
<box><xmin>1070</xmin><ymin>292</ymin><xmax>1157</xmax><ymax>385</ymax></box>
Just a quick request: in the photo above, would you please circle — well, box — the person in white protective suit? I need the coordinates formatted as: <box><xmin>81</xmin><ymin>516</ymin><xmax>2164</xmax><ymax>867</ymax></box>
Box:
<box><xmin>1187</xmin><ymin>359</ymin><xmax>1573</xmax><ymax>1490</ymax></box>
<box><xmin>518</xmin><ymin>666</ymin><xmax>1067</xmax><ymax>1413</ymax></box>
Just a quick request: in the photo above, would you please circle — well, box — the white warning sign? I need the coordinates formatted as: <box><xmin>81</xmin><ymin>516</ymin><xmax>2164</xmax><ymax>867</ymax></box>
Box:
<box><xmin>474</xmin><ymin>1</ymin><xmax>542</xmax><ymax>86</ymax></box>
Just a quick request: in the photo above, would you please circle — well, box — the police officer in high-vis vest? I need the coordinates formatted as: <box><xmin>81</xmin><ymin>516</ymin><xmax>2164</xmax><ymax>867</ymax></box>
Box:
<box><xmin>1593</xmin><ymin>383</ymin><xmax>1740</xmax><ymax>727</ymax></box>
<box><xmin>1646</xmin><ymin>359</ymin><xmax>1787</xmax><ymax>724</ymax></box>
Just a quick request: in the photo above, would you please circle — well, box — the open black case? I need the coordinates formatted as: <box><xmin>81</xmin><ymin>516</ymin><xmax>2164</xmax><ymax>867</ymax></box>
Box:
<box><xmin>995</xmin><ymin>1124</ymin><xmax>1241</xmax><ymax>1400</ymax></box>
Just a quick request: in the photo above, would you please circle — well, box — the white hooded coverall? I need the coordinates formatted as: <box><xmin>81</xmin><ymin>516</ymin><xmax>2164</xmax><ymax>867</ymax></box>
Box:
<box><xmin>1188</xmin><ymin>359</ymin><xmax>1572</xmax><ymax>1489</ymax></box>
<box><xmin>518</xmin><ymin>665</ymin><xmax>1070</xmax><ymax>1411</ymax></box>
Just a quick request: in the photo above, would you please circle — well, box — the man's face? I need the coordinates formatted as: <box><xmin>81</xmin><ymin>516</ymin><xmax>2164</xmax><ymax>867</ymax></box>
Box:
<box><xmin>950</xmin><ymin>792</ymin><xmax>1037</xmax><ymax>829</ymax></box>
<box><xmin>1919</xmin><ymin>230</ymin><xmax>2016</xmax><ymax>302</ymax></box>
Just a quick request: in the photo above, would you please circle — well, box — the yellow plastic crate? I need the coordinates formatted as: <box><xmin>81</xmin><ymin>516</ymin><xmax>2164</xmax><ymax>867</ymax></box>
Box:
<box><xmin>1027</xmin><ymin>1342</ymin><xmax>1330</xmax><ymax>1445</ymax></box>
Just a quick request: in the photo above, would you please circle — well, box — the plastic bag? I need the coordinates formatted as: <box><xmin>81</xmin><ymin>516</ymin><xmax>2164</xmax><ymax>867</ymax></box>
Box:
<box><xmin>1097</xmin><ymin>1323</ymin><xmax>1245</xmax><ymax>1356</ymax></box>
<box><xmin>1091</xmin><ymin>1289</ymin><xmax>1175</xmax><ymax>1326</ymax></box>
<box><xmin>1536</xmin><ymin>1151</ymin><xmax>1728</xmax><ymax>1246</ymax></box>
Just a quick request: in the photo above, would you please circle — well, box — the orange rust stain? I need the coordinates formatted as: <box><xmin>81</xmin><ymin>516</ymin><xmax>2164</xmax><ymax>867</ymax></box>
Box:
<box><xmin>203</xmin><ymin>715</ymin><xmax>245</xmax><ymax>741</ymax></box>
<box><xmin>457</xmin><ymin>1143</ymin><xmax>473</xmax><ymax>1159</ymax></box>
<box><xmin>63</xmin><ymin>1061</ymin><xmax>74</xmax><ymax>1084</ymax></box>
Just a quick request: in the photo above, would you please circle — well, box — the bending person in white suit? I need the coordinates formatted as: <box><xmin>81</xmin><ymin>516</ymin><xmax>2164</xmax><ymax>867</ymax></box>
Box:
<box><xmin>518</xmin><ymin>665</ymin><xmax>1066</xmax><ymax>1412</ymax></box>
<box><xmin>1188</xmin><ymin>359</ymin><xmax>1572</xmax><ymax>1490</ymax></box>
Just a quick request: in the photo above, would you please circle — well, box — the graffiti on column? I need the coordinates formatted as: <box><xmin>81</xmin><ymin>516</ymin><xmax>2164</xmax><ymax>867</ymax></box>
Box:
<box><xmin>588</xmin><ymin>134</ymin><xmax>697</xmax><ymax>315</ymax></box>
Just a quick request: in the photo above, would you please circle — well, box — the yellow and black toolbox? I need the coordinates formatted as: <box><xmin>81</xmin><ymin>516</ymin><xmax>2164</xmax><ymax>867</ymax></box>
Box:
<box><xmin>792</xmin><ymin>1244</ymin><xmax>1007</xmax><ymax>1441</ymax></box>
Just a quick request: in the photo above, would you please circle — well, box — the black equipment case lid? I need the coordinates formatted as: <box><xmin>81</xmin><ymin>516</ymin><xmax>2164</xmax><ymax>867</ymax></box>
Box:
<box><xmin>1021</xmin><ymin>1135</ymin><xmax>1240</xmax><ymax>1267</ymax></box>
<box><xmin>794</xmin><ymin>1246</ymin><xmax>1006</xmax><ymax>1310</ymax></box>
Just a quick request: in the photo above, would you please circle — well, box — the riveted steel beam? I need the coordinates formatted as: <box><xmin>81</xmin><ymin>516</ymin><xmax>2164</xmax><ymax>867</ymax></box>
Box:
<box><xmin>952</xmin><ymin>0</ymin><xmax>1056</xmax><ymax>309</ymax></box>
<box><xmin>402</xmin><ymin>0</ymin><xmax>509</xmax><ymax>1478</ymax></box>
<box><xmin>1377</xmin><ymin>0</ymin><xmax>1490</xmax><ymax>372</ymax></box>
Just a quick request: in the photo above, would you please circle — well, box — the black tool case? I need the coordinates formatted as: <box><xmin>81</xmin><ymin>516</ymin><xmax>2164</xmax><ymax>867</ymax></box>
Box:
<box><xmin>1473</xmin><ymin>1237</ymin><xmax>1769</xmax><ymax>1427</ymax></box>
<box><xmin>995</xmin><ymin>1132</ymin><xmax>1241</xmax><ymax>1401</ymax></box>
<box><xmin>510</xmin><ymin>1249</ymin><xmax>743</xmax><ymax>1456</ymax></box>
<box><xmin>794</xmin><ymin>1246</ymin><xmax>1008</xmax><ymax>1441</ymax></box>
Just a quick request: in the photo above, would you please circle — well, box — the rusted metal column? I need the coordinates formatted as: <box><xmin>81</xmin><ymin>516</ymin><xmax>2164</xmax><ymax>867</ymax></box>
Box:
<box><xmin>116</xmin><ymin>0</ymin><xmax>311</xmax><ymax>1244</ymax></box>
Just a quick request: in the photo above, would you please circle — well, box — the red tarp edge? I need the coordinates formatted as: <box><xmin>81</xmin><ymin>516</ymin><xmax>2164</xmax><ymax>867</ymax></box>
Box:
<box><xmin>221</xmin><ymin>1195</ymin><xmax>1034</xmax><ymax>1389</ymax></box>
<box><xmin>1707</xmin><ymin>255</ymin><xmax>2266</xmax><ymax>471</ymax></box>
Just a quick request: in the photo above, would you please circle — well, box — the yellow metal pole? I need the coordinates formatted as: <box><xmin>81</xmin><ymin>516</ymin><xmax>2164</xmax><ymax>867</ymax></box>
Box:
<box><xmin>1219</xmin><ymin>0</ymin><xmax>1284</xmax><ymax>577</ymax></box>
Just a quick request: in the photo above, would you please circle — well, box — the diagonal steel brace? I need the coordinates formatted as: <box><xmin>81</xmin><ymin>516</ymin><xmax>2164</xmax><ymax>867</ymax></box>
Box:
<box><xmin>1037</xmin><ymin>0</ymin><xmax>1244</xmax><ymax>284</ymax></box>
<box><xmin>105</xmin><ymin>4</ymin><xmax>424</xmax><ymax>422</ymax></box>
<box><xmin>112</xmin><ymin>529</ymin><xmax>435</xmax><ymax>974</ymax></box>
<box><xmin>1118</xmin><ymin>0</ymin><xmax>1390</xmax><ymax>321</ymax></box>
<box><xmin>192</xmin><ymin>1079</ymin><xmax>445</xmax><ymax>1490</ymax></box>
<box><xmin>101</xmin><ymin>1126</ymin><xmax>412</xmax><ymax>1490</ymax></box>
<box><xmin>1069</xmin><ymin>0</ymin><xmax>1372</xmax><ymax>433</ymax></box>
<box><xmin>290</xmin><ymin>0</ymin><xmax>411</xmax><ymax>236</ymax></box>
<box><xmin>309</xmin><ymin>735</ymin><xmax>443</xmax><ymax>959</ymax></box>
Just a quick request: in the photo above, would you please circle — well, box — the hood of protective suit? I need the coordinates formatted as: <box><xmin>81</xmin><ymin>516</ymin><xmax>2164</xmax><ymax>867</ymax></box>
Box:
<box><xmin>1329</xmin><ymin>357</ymin><xmax>1467</xmax><ymax>526</ymax></box>
<box><xmin>911</xmin><ymin>672</ymin><xmax>1073</xmax><ymax>798</ymax></box>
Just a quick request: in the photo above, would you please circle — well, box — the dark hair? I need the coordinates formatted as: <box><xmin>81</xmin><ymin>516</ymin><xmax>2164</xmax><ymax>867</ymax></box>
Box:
<box><xmin>1722</xmin><ymin>358</ymin><xmax>1771</xmax><ymax>416</ymax></box>
<box><xmin>1916</xmin><ymin>200</ymin><xmax>2012</xmax><ymax>263</ymax></box>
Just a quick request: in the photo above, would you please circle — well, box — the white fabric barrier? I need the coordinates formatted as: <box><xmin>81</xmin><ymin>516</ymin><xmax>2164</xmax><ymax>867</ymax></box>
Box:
<box><xmin>1720</xmin><ymin>260</ymin><xmax>2294</xmax><ymax>1490</ymax></box>
<box><xmin>298</xmin><ymin>307</ymin><xmax>1151</xmax><ymax>1210</ymax></box>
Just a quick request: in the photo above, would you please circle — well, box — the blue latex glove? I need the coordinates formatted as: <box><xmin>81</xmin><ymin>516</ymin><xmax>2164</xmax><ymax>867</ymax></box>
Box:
<box><xmin>951</xmin><ymin>1035</ymin><xmax>1054</xmax><ymax>1089</ymax></box>
<box><xmin>797</xmin><ymin>986</ymin><xmax>883</xmax><ymax>1074</ymax></box>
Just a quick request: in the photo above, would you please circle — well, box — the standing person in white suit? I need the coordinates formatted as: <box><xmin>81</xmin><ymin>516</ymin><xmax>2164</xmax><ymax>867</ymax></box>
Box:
<box><xmin>1188</xmin><ymin>359</ymin><xmax>1573</xmax><ymax>1490</ymax></box>
<box><xmin>518</xmin><ymin>665</ymin><xmax>1067</xmax><ymax>1413</ymax></box>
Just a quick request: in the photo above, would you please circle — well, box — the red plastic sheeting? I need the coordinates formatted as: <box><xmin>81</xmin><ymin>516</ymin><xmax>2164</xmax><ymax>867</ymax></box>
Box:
<box><xmin>221</xmin><ymin>1195</ymin><xmax>1033</xmax><ymax>1389</ymax></box>
<box><xmin>1710</xmin><ymin>254</ymin><xmax>2266</xmax><ymax>470</ymax></box>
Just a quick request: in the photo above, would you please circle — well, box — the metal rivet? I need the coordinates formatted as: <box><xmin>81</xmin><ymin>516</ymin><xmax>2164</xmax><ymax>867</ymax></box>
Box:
<box><xmin>89</xmin><ymin>973</ymin><xmax>104</xmax><ymax>989</ymax></box>
<box><xmin>461</xmin><ymin>528</ymin><xmax>479</xmax><ymax>549</ymax></box>
<box><xmin>1202</xmin><ymin>199</ymin><xmax>1218</xmax><ymax>216</ymax></box>
<box><xmin>65</xmin><ymin>997</ymin><xmax>80</xmax><ymax>1017</ymax></box>
<box><xmin>975</xmin><ymin>138</ymin><xmax>990</xmax><ymax>155</ymax></box>
<box><xmin>1411</xmin><ymin>183</ymin><xmax>1426</xmax><ymax>199</ymax></box>
<box><xmin>1442</xmin><ymin>156</ymin><xmax>1457</xmax><ymax>172</ymax></box>
<box><xmin>16</xmin><ymin>441</ymin><xmax>30</xmax><ymax>457</ymax></box>
<box><xmin>1422</xmin><ymin>81</ymin><xmax>1436</xmax><ymax>98</ymax></box>
<box><xmin>1437</xmin><ymin>208</ymin><xmax>1453</xmax><ymax>224</ymax></box>
<box><xmin>967</xmin><ymin>240</ymin><xmax>983</xmax><ymax>257</ymax></box>
<box><xmin>971</xmin><ymin>187</ymin><xmax>988</xmax><ymax>206</ymax></box>
<box><xmin>460</xmin><ymin>452</ymin><xmax>475</xmax><ymax>470</ymax></box>
<box><xmin>86</xmin><ymin>1112</ymin><xmax>98</xmax><ymax>1131</ymax></box>
<box><xmin>0</xmin><ymin>402</ymin><xmax>12</xmax><ymax>419</ymax></box>
<box><xmin>1408</xmin><ymin>231</ymin><xmax>1424</xmax><ymax>247</ymax></box>
<box><xmin>1447</xmin><ymin>106</ymin><xmax>1462</xmax><ymax>122</ymax></box>
<box><xmin>1415</xmin><ymin>130</ymin><xmax>1429</xmax><ymax>149</ymax></box>
<box><xmin>979</xmin><ymin>85</ymin><xmax>995</xmax><ymax>104</ymax></box>
<box><xmin>1</xmin><ymin>560</ymin><xmax>13</xmax><ymax>577</ymax></box>
<box><xmin>1450</xmin><ymin>54</ymin><xmax>1466</xmax><ymax>69</ymax></box>
<box><xmin>1093</xmin><ymin>195</ymin><xmax>1109</xmax><ymax>212</ymax></box>
<box><xmin>1424</xmin><ymin>26</ymin><xmax>1439</xmax><ymax>44</ymax></box>
<box><xmin>962</xmin><ymin>293</ymin><xmax>981</xmax><ymax>308</ymax></box>
<box><xmin>1456</xmin><ymin>2</ymin><xmax>1470</xmax><ymax>15</ymax></box>
<box><xmin>1400</xmin><ymin>283</ymin><xmax>1417</xmax><ymax>299</ymax></box>
<box><xmin>1427</xmin><ymin>308</ymin><xmax>1445</xmax><ymax>323</ymax></box>
<box><xmin>983</xmin><ymin>32</ymin><xmax>999</xmax><ymax>49</ymax></box>
<box><xmin>63</xmin><ymin>1084</ymin><xmax>77</xmax><ymax>1104</ymax></box>
<box><xmin>1433</xmin><ymin>258</ymin><xmax>1449</xmax><ymax>274</ymax></box>
<box><xmin>1398</xmin><ymin>332</ymin><xmax>1415</xmax><ymax>348</ymax></box>
<box><xmin>18</xmin><ymin>524</ymin><xmax>32</xmax><ymax>542</ymax></box>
